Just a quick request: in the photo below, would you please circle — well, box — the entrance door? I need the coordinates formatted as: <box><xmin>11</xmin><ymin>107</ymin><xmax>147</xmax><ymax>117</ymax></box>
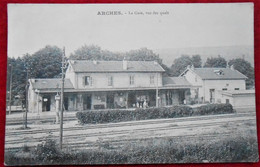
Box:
<box><xmin>83</xmin><ymin>95</ymin><xmax>92</xmax><ymax>110</ymax></box>
<box><xmin>179</xmin><ymin>90</ymin><xmax>185</xmax><ymax>104</ymax></box>
<box><xmin>64</xmin><ymin>97</ymin><xmax>69</xmax><ymax>110</ymax></box>
<box><xmin>127</xmin><ymin>91</ymin><xmax>136</xmax><ymax>108</ymax></box>
<box><xmin>42</xmin><ymin>95</ymin><xmax>51</xmax><ymax>112</ymax></box>
<box><xmin>210</xmin><ymin>89</ymin><xmax>215</xmax><ymax>103</ymax></box>
<box><xmin>166</xmin><ymin>90</ymin><xmax>173</xmax><ymax>105</ymax></box>
<box><xmin>107</xmin><ymin>93</ymin><xmax>114</xmax><ymax>109</ymax></box>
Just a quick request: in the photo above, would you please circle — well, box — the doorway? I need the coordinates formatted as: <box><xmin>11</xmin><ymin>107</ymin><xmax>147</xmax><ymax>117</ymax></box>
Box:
<box><xmin>107</xmin><ymin>93</ymin><xmax>114</xmax><ymax>109</ymax></box>
<box><xmin>64</xmin><ymin>97</ymin><xmax>69</xmax><ymax>110</ymax></box>
<box><xmin>42</xmin><ymin>95</ymin><xmax>51</xmax><ymax>112</ymax></box>
<box><xmin>83</xmin><ymin>94</ymin><xmax>92</xmax><ymax>110</ymax></box>
<box><xmin>127</xmin><ymin>91</ymin><xmax>136</xmax><ymax>108</ymax></box>
<box><xmin>210</xmin><ymin>89</ymin><xmax>215</xmax><ymax>103</ymax></box>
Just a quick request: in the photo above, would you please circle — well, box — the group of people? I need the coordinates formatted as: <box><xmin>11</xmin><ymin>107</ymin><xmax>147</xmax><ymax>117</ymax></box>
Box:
<box><xmin>135</xmin><ymin>96</ymin><xmax>149</xmax><ymax>108</ymax></box>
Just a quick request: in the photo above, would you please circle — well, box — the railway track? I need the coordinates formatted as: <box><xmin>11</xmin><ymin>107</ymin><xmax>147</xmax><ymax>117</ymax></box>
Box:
<box><xmin>5</xmin><ymin>112</ymin><xmax>256</xmax><ymax>151</ymax></box>
<box><xmin>6</xmin><ymin>112</ymin><xmax>252</xmax><ymax>136</ymax></box>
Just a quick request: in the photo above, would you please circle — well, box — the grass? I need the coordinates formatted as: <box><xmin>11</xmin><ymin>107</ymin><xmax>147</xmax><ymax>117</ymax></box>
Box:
<box><xmin>5</xmin><ymin>131</ymin><xmax>258</xmax><ymax>165</ymax></box>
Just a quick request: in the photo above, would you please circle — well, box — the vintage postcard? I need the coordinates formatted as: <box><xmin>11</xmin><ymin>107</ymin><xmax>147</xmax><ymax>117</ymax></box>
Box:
<box><xmin>5</xmin><ymin>3</ymin><xmax>258</xmax><ymax>165</ymax></box>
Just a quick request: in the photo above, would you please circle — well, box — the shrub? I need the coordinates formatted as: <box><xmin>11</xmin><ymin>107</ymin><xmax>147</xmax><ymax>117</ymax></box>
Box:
<box><xmin>76</xmin><ymin>104</ymin><xmax>234</xmax><ymax>125</ymax></box>
<box><xmin>195</xmin><ymin>103</ymin><xmax>234</xmax><ymax>115</ymax></box>
<box><xmin>76</xmin><ymin>105</ymin><xmax>194</xmax><ymax>124</ymax></box>
<box><xmin>33</xmin><ymin>137</ymin><xmax>62</xmax><ymax>164</ymax></box>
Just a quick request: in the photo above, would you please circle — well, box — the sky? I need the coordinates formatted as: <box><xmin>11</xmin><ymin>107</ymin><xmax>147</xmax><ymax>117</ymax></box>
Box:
<box><xmin>8</xmin><ymin>3</ymin><xmax>254</xmax><ymax>58</ymax></box>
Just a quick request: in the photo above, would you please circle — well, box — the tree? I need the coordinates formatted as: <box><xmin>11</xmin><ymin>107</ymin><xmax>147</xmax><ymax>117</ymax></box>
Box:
<box><xmin>170</xmin><ymin>55</ymin><xmax>202</xmax><ymax>76</ymax></box>
<box><xmin>204</xmin><ymin>55</ymin><xmax>227</xmax><ymax>68</ymax></box>
<box><xmin>70</xmin><ymin>45</ymin><xmax>103</xmax><ymax>60</ymax></box>
<box><xmin>24</xmin><ymin>45</ymin><xmax>63</xmax><ymax>78</ymax></box>
<box><xmin>6</xmin><ymin>46</ymin><xmax>63</xmax><ymax>106</ymax></box>
<box><xmin>191</xmin><ymin>55</ymin><xmax>202</xmax><ymax>68</ymax></box>
<box><xmin>70</xmin><ymin>45</ymin><xmax>162</xmax><ymax>63</ymax></box>
<box><xmin>125</xmin><ymin>47</ymin><xmax>162</xmax><ymax>63</ymax></box>
<box><xmin>228</xmin><ymin>58</ymin><xmax>255</xmax><ymax>88</ymax></box>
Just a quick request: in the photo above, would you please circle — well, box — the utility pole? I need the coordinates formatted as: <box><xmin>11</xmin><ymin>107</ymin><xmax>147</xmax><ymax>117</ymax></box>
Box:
<box><xmin>59</xmin><ymin>47</ymin><xmax>65</xmax><ymax>150</ymax></box>
<box><xmin>24</xmin><ymin>67</ymin><xmax>29</xmax><ymax>129</ymax></box>
<box><xmin>8</xmin><ymin>64</ymin><xmax>12</xmax><ymax>115</ymax></box>
<box><xmin>156</xmin><ymin>72</ymin><xmax>159</xmax><ymax>107</ymax></box>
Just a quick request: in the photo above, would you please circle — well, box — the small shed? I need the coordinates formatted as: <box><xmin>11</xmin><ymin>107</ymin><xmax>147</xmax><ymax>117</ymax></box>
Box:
<box><xmin>220</xmin><ymin>90</ymin><xmax>255</xmax><ymax>110</ymax></box>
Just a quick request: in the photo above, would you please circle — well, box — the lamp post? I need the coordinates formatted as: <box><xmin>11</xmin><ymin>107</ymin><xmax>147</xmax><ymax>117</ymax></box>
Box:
<box><xmin>8</xmin><ymin>64</ymin><xmax>13</xmax><ymax>115</ymax></box>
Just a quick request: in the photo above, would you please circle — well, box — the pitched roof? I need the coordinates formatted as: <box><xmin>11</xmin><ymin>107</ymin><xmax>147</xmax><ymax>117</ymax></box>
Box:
<box><xmin>220</xmin><ymin>89</ymin><xmax>255</xmax><ymax>96</ymax></box>
<box><xmin>162</xmin><ymin>77</ymin><xmax>191</xmax><ymax>87</ymax></box>
<box><xmin>184</xmin><ymin>68</ymin><xmax>247</xmax><ymax>80</ymax></box>
<box><xmin>69</xmin><ymin>60</ymin><xmax>165</xmax><ymax>72</ymax></box>
<box><xmin>30</xmin><ymin>78</ymin><xmax>74</xmax><ymax>90</ymax></box>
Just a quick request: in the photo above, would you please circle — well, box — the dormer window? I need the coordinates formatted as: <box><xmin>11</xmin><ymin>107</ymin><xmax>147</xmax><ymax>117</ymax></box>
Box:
<box><xmin>214</xmin><ymin>69</ymin><xmax>224</xmax><ymax>75</ymax></box>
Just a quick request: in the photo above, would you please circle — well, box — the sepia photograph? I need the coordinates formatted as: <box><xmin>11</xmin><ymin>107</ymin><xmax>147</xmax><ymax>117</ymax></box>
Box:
<box><xmin>5</xmin><ymin>3</ymin><xmax>258</xmax><ymax>165</ymax></box>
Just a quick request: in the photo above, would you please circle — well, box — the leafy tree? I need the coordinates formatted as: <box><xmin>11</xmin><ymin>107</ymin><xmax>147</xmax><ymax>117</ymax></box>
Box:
<box><xmin>70</xmin><ymin>45</ymin><xmax>103</xmax><ymax>60</ymax></box>
<box><xmin>6</xmin><ymin>46</ymin><xmax>63</xmax><ymax>105</ymax></box>
<box><xmin>70</xmin><ymin>45</ymin><xmax>162</xmax><ymax>62</ymax></box>
<box><xmin>25</xmin><ymin>45</ymin><xmax>63</xmax><ymax>78</ymax></box>
<box><xmin>228</xmin><ymin>58</ymin><xmax>255</xmax><ymax>88</ymax></box>
<box><xmin>204</xmin><ymin>55</ymin><xmax>227</xmax><ymax>68</ymax></box>
<box><xmin>191</xmin><ymin>55</ymin><xmax>202</xmax><ymax>68</ymax></box>
<box><xmin>125</xmin><ymin>47</ymin><xmax>162</xmax><ymax>63</ymax></box>
<box><xmin>170</xmin><ymin>55</ymin><xmax>202</xmax><ymax>76</ymax></box>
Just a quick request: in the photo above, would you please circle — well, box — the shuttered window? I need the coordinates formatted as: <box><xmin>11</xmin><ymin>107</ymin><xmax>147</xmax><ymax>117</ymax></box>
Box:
<box><xmin>108</xmin><ymin>76</ymin><xmax>113</xmax><ymax>86</ymax></box>
<box><xmin>129</xmin><ymin>75</ymin><xmax>134</xmax><ymax>85</ymax></box>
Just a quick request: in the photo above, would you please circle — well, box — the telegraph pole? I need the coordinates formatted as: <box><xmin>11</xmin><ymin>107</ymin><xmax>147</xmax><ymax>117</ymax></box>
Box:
<box><xmin>59</xmin><ymin>47</ymin><xmax>65</xmax><ymax>150</ymax></box>
<box><xmin>156</xmin><ymin>72</ymin><xmax>159</xmax><ymax>107</ymax></box>
<box><xmin>24</xmin><ymin>67</ymin><xmax>29</xmax><ymax>129</ymax></box>
<box><xmin>8</xmin><ymin>64</ymin><xmax>12</xmax><ymax>115</ymax></box>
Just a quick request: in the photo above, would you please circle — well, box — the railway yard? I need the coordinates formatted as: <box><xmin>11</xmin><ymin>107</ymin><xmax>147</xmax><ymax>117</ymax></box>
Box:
<box><xmin>5</xmin><ymin>111</ymin><xmax>258</xmax><ymax>152</ymax></box>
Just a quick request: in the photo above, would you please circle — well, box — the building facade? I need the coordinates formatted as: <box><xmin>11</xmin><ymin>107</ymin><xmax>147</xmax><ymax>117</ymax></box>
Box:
<box><xmin>28</xmin><ymin>60</ymin><xmax>192</xmax><ymax>113</ymax></box>
<box><xmin>180</xmin><ymin>65</ymin><xmax>248</xmax><ymax>104</ymax></box>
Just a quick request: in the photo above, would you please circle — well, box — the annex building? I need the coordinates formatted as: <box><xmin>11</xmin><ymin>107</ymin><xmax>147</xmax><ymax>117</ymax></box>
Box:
<box><xmin>28</xmin><ymin>60</ymin><xmax>253</xmax><ymax>113</ymax></box>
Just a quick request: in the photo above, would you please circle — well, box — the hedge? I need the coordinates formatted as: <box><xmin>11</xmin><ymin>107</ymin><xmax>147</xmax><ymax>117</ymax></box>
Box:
<box><xmin>195</xmin><ymin>103</ymin><xmax>234</xmax><ymax>115</ymax></box>
<box><xmin>76</xmin><ymin>103</ymin><xmax>235</xmax><ymax>125</ymax></box>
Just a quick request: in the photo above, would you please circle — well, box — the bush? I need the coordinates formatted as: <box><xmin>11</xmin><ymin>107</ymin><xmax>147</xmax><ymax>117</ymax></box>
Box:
<box><xmin>33</xmin><ymin>137</ymin><xmax>62</xmax><ymax>164</ymax></box>
<box><xmin>76</xmin><ymin>105</ymin><xmax>194</xmax><ymax>124</ymax></box>
<box><xmin>76</xmin><ymin>104</ymin><xmax>235</xmax><ymax>125</ymax></box>
<box><xmin>195</xmin><ymin>103</ymin><xmax>234</xmax><ymax>115</ymax></box>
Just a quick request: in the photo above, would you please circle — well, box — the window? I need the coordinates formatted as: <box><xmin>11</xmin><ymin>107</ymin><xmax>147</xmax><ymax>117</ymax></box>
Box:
<box><xmin>150</xmin><ymin>75</ymin><xmax>155</xmax><ymax>84</ymax></box>
<box><xmin>226</xmin><ymin>99</ymin><xmax>230</xmax><ymax>104</ymax></box>
<box><xmin>235</xmin><ymin>88</ymin><xmax>239</xmax><ymax>90</ymax></box>
<box><xmin>108</xmin><ymin>76</ymin><xmax>113</xmax><ymax>86</ymax></box>
<box><xmin>222</xmin><ymin>88</ymin><xmax>227</xmax><ymax>91</ymax></box>
<box><xmin>84</xmin><ymin>76</ymin><xmax>92</xmax><ymax>86</ymax></box>
<box><xmin>129</xmin><ymin>75</ymin><xmax>135</xmax><ymax>85</ymax></box>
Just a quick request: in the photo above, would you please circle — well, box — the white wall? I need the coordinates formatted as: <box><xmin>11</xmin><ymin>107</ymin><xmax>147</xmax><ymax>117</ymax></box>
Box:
<box><xmin>65</xmin><ymin>65</ymin><xmax>76</xmax><ymax>88</ymax></box>
<box><xmin>203</xmin><ymin>80</ymin><xmax>246</xmax><ymax>102</ymax></box>
<box><xmin>74</xmin><ymin>72</ymin><xmax>162</xmax><ymax>89</ymax></box>
<box><xmin>183</xmin><ymin>70</ymin><xmax>203</xmax><ymax>101</ymax></box>
<box><xmin>183</xmin><ymin>70</ymin><xmax>246</xmax><ymax>102</ymax></box>
<box><xmin>221</xmin><ymin>94</ymin><xmax>255</xmax><ymax>109</ymax></box>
